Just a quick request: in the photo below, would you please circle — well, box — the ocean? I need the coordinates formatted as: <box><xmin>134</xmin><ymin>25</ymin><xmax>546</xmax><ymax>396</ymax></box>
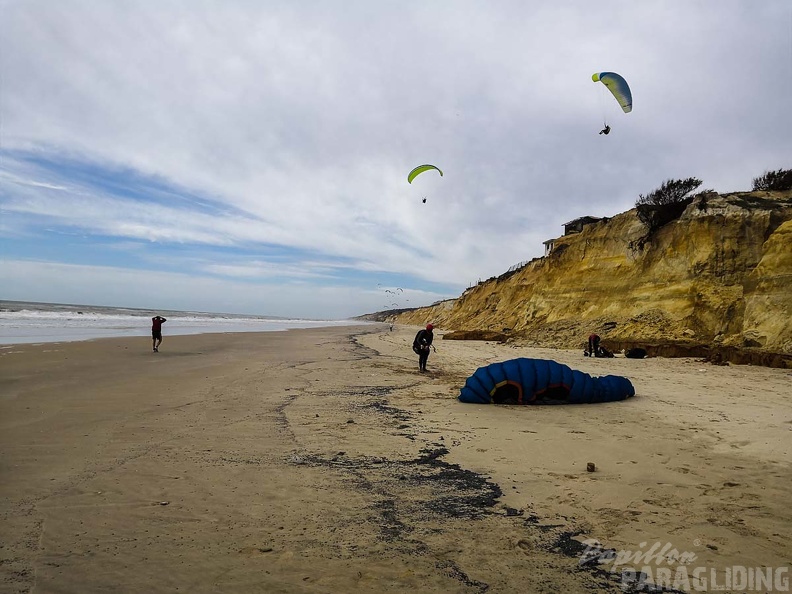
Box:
<box><xmin>0</xmin><ymin>300</ymin><xmax>368</xmax><ymax>345</ymax></box>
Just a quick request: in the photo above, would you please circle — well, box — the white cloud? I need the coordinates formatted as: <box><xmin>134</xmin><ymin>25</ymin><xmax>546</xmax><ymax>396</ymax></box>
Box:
<box><xmin>1</xmin><ymin>1</ymin><xmax>790</xmax><ymax>315</ymax></box>
<box><xmin>0</xmin><ymin>259</ymin><xmax>441</xmax><ymax>319</ymax></box>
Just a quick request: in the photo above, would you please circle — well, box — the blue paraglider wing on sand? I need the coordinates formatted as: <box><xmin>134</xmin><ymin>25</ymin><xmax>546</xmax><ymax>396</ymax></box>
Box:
<box><xmin>458</xmin><ymin>358</ymin><xmax>635</xmax><ymax>404</ymax></box>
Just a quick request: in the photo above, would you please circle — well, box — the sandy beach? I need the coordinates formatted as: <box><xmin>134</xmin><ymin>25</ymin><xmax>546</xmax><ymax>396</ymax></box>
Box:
<box><xmin>1</xmin><ymin>326</ymin><xmax>790</xmax><ymax>593</ymax></box>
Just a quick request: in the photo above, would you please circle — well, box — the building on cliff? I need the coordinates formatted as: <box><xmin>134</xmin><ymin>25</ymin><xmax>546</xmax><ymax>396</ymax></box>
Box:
<box><xmin>563</xmin><ymin>216</ymin><xmax>602</xmax><ymax>235</ymax></box>
<box><xmin>543</xmin><ymin>216</ymin><xmax>603</xmax><ymax>255</ymax></box>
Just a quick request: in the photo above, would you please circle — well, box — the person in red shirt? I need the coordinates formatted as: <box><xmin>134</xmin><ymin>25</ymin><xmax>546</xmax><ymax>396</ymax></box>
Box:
<box><xmin>151</xmin><ymin>316</ymin><xmax>167</xmax><ymax>352</ymax></box>
<box><xmin>587</xmin><ymin>334</ymin><xmax>601</xmax><ymax>357</ymax></box>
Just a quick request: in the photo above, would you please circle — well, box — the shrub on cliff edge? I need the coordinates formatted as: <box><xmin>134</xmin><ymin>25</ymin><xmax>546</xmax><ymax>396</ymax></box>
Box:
<box><xmin>635</xmin><ymin>178</ymin><xmax>703</xmax><ymax>232</ymax></box>
<box><xmin>752</xmin><ymin>168</ymin><xmax>792</xmax><ymax>191</ymax></box>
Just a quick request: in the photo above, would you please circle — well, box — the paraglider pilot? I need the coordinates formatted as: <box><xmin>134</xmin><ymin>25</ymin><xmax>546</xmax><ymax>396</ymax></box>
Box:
<box><xmin>586</xmin><ymin>333</ymin><xmax>601</xmax><ymax>357</ymax></box>
<box><xmin>413</xmin><ymin>324</ymin><xmax>434</xmax><ymax>372</ymax></box>
<box><xmin>599</xmin><ymin>125</ymin><xmax>611</xmax><ymax>135</ymax></box>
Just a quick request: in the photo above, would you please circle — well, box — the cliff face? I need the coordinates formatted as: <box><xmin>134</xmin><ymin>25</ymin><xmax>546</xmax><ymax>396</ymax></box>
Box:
<box><xmin>396</xmin><ymin>191</ymin><xmax>792</xmax><ymax>362</ymax></box>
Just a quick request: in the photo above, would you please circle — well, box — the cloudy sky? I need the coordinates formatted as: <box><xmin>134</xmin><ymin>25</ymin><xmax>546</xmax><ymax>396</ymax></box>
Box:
<box><xmin>1</xmin><ymin>1</ymin><xmax>790</xmax><ymax>319</ymax></box>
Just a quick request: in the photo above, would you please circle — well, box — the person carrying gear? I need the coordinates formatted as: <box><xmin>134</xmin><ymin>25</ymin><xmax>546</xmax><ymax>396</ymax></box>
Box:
<box><xmin>412</xmin><ymin>324</ymin><xmax>435</xmax><ymax>372</ymax></box>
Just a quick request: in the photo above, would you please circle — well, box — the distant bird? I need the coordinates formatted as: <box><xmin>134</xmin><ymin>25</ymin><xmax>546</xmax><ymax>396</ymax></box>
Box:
<box><xmin>422</xmin><ymin>196</ymin><xmax>427</xmax><ymax>203</ymax></box>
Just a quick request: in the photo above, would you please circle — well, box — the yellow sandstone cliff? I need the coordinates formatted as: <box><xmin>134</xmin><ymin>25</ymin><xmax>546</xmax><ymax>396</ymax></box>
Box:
<box><xmin>395</xmin><ymin>190</ymin><xmax>792</xmax><ymax>366</ymax></box>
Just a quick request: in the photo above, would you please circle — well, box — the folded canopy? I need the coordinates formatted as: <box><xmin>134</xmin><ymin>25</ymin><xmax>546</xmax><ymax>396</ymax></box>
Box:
<box><xmin>458</xmin><ymin>358</ymin><xmax>635</xmax><ymax>405</ymax></box>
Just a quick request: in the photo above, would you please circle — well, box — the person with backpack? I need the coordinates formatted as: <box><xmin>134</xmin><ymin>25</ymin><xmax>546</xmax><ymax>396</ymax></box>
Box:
<box><xmin>412</xmin><ymin>324</ymin><xmax>435</xmax><ymax>372</ymax></box>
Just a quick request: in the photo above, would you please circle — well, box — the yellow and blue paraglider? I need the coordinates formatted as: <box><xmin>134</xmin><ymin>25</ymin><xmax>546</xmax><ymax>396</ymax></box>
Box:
<box><xmin>592</xmin><ymin>72</ymin><xmax>632</xmax><ymax>135</ymax></box>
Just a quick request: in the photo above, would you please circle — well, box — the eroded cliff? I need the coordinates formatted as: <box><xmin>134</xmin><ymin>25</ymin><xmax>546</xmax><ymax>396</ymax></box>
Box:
<box><xmin>396</xmin><ymin>190</ymin><xmax>792</xmax><ymax>365</ymax></box>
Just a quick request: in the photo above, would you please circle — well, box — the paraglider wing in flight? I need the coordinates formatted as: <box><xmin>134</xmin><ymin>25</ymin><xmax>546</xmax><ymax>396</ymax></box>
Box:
<box><xmin>592</xmin><ymin>72</ymin><xmax>632</xmax><ymax>113</ymax></box>
<box><xmin>408</xmin><ymin>164</ymin><xmax>443</xmax><ymax>184</ymax></box>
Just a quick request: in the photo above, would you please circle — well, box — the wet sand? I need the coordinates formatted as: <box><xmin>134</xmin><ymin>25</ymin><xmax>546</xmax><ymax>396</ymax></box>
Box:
<box><xmin>1</xmin><ymin>326</ymin><xmax>790</xmax><ymax>593</ymax></box>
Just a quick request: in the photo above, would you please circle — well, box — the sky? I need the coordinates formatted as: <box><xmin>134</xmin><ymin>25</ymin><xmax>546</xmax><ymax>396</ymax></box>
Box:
<box><xmin>1</xmin><ymin>1</ymin><xmax>790</xmax><ymax>319</ymax></box>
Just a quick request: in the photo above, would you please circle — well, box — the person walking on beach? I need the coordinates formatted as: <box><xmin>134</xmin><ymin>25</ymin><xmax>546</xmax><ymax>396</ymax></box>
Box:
<box><xmin>412</xmin><ymin>324</ymin><xmax>435</xmax><ymax>372</ymax></box>
<box><xmin>152</xmin><ymin>315</ymin><xmax>167</xmax><ymax>352</ymax></box>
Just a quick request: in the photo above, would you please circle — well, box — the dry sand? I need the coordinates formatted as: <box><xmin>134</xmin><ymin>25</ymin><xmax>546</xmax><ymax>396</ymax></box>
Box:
<box><xmin>1</xmin><ymin>325</ymin><xmax>790</xmax><ymax>593</ymax></box>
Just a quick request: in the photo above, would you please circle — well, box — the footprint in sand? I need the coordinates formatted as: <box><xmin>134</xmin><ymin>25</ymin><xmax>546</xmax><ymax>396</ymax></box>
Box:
<box><xmin>517</xmin><ymin>539</ymin><xmax>533</xmax><ymax>552</ymax></box>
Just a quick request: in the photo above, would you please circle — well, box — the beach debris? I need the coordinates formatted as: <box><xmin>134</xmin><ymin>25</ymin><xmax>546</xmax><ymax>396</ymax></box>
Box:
<box><xmin>298</xmin><ymin>445</ymin><xmax>501</xmax><ymax>521</ymax></box>
<box><xmin>586</xmin><ymin>462</ymin><xmax>596</xmax><ymax>472</ymax></box>
<box><xmin>159</xmin><ymin>501</ymin><xmax>169</xmax><ymax>506</ymax></box>
<box><xmin>239</xmin><ymin>546</ymin><xmax>273</xmax><ymax>556</ymax></box>
<box><xmin>625</xmin><ymin>347</ymin><xmax>647</xmax><ymax>359</ymax></box>
<box><xmin>552</xmin><ymin>531</ymin><xmax>590</xmax><ymax>558</ymax></box>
